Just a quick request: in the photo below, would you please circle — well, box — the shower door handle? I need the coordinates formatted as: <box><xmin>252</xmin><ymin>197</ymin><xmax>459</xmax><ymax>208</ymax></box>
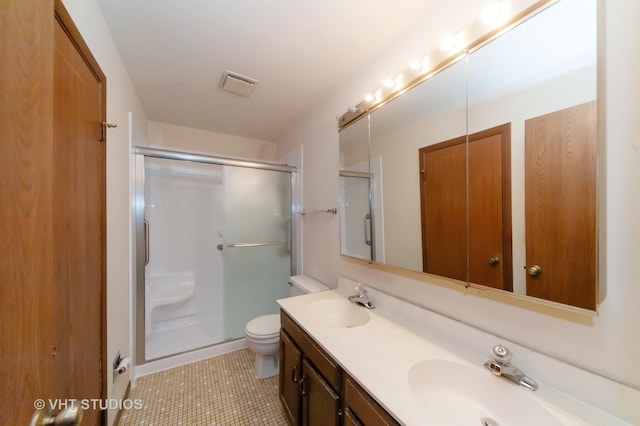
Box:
<box><xmin>144</xmin><ymin>219</ymin><xmax>150</xmax><ymax>265</ymax></box>
<box><xmin>227</xmin><ymin>242</ymin><xmax>283</xmax><ymax>248</ymax></box>
<box><xmin>364</xmin><ymin>213</ymin><xmax>372</xmax><ymax>246</ymax></box>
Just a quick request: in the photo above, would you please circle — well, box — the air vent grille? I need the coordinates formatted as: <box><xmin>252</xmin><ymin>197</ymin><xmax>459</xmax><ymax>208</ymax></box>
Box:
<box><xmin>221</xmin><ymin>70</ymin><xmax>258</xmax><ymax>97</ymax></box>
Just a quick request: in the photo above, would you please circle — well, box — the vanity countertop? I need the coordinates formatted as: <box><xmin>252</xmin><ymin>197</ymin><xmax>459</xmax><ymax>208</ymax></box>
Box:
<box><xmin>277</xmin><ymin>289</ymin><xmax>631</xmax><ymax>426</ymax></box>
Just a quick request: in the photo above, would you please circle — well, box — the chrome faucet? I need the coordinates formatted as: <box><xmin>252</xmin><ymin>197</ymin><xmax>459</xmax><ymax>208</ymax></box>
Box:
<box><xmin>484</xmin><ymin>344</ymin><xmax>538</xmax><ymax>391</ymax></box>
<box><xmin>348</xmin><ymin>282</ymin><xmax>375</xmax><ymax>309</ymax></box>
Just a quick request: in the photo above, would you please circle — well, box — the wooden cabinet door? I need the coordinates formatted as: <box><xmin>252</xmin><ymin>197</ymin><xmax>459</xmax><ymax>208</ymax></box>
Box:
<box><xmin>525</xmin><ymin>101</ymin><xmax>597</xmax><ymax>309</ymax></box>
<box><xmin>343</xmin><ymin>409</ymin><xmax>363</xmax><ymax>426</ymax></box>
<box><xmin>343</xmin><ymin>375</ymin><xmax>399</xmax><ymax>426</ymax></box>
<box><xmin>301</xmin><ymin>358</ymin><xmax>340</xmax><ymax>426</ymax></box>
<box><xmin>280</xmin><ymin>330</ymin><xmax>302</xmax><ymax>425</ymax></box>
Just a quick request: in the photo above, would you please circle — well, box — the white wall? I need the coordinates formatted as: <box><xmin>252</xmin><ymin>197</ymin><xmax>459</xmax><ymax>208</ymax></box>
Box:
<box><xmin>145</xmin><ymin>121</ymin><xmax>278</xmax><ymax>161</ymax></box>
<box><xmin>278</xmin><ymin>0</ymin><xmax>640</xmax><ymax>409</ymax></box>
<box><xmin>60</xmin><ymin>1</ymin><xmax>148</xmax><ymax>424</ymax></box>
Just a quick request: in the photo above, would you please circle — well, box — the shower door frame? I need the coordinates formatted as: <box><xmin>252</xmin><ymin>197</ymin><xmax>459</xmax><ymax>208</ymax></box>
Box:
<box><xmin>133</xmin><ymin>147</ymin><xmax>297</xmax><ymax>365</ymax></box>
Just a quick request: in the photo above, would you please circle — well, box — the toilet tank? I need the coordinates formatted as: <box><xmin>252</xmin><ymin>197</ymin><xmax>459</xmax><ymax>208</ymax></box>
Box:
<box><xmin>289</xmin><ymin>275</ymin><xmax>328</xmax><ymax>296</ymax></box>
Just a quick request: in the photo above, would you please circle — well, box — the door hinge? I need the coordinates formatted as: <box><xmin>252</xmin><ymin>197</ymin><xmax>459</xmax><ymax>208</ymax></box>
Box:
<box><xmin>100</xmin><ymin>121</ymin><xmax>117</xmax><ymax>142</ymax></box>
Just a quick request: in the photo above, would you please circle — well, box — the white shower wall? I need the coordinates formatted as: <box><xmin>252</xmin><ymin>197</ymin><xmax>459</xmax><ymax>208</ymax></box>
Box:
<box><xmin>145</xmin><ymin>160</ymin><xmax>225</xmax><ymax>359</ymax></box>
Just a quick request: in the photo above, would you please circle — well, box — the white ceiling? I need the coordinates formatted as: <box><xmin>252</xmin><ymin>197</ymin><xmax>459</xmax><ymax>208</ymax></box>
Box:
<box><xmin>97</xmin><ymin>0</ymin><xmax>441</xmax><ymax>142</ymax></box>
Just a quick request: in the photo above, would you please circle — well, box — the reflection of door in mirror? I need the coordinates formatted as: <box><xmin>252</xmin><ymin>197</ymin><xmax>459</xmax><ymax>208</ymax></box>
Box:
<box><xmin>419</xmin><ymin>138</ymin><xmax>467</xmax><ymax>281</ymax></box>
<box><xmin>468</xmin><ymin>124</ymin><xmax>512</xmax><ymax>291</ymax></box>
<box><xmin>420</xmin><ymin>124</ymin><xmax>512</xmax><ymax>288</ymax></box>
<box><xmin>525</xmin><ymin>101</ymin><xmax>596</xmax><ymax>310</ymax></box>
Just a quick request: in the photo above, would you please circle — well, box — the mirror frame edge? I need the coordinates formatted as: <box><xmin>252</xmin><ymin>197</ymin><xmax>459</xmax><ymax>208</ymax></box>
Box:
<box><xmin>344</xmin><ymin>255</ymin><xmax>598</xmax><ymax>324</ymax></box>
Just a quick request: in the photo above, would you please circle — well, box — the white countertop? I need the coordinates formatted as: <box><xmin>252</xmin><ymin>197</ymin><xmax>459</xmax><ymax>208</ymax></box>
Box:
<box><xmin>278</xmin><ymin>289</ymin><xmax>631</xmax><ymax>426</ymax></box>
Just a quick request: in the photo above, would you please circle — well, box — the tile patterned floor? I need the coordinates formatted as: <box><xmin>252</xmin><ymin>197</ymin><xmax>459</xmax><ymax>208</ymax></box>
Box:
<box><xmin>119</xmin><ymin>349</ymin><xmax>288</xmax><ymax>425</ymax></box>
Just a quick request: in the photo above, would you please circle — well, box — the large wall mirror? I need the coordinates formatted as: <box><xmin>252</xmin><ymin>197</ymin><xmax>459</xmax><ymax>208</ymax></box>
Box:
<box><xmin>338</xmin><ymin>0</ymin><xmax>598</xmax><ymax>311</ymax></box>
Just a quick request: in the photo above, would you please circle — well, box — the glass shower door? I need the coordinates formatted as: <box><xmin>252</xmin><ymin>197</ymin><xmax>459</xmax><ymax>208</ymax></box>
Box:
<box><xmin>339</xmin><ymin>173</ymin><xmax>372</xmax><ymax>261</ymax></box>
<box><xmin>222</xmin><ymin>166</ymin><xmax>292</xmax><ymax>339</ymax></box>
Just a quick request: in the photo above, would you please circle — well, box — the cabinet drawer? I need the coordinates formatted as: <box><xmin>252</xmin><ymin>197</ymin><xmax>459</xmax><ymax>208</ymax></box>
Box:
<box><xmin>344</xmin><ymin>375</ymin><xmax>399</xmax><ymax>426</ymax></box>
<box><xmin>281</xmin><ymin>310</ymin><xmax>341</xmax><ymax>390</ymax></box>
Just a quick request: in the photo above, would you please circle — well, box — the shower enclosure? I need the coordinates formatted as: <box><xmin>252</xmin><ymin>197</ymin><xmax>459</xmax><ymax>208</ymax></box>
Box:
<box><xmin>134</xmin><ymin>148</ymin><xmax>294</xmax><ymax>363</ymax></box>
<box><xmin>338</xmin><ymin>156</ymin><xmax>385</xmax><ymax>262</ymax></box>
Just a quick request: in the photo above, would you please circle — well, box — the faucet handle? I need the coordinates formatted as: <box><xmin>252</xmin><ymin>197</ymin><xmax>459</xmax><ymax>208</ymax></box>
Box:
<box><xmin>490</xmin><ymin>344</ymin><xmax>512</xmax><ymax>365</ymax></box>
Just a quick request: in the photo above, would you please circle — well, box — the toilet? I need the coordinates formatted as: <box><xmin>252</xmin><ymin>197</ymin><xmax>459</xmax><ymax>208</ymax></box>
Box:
<box><xmin>244</xmin><ymin>275</ymin><xmax>328</xmax><ymax>379</ymax></box>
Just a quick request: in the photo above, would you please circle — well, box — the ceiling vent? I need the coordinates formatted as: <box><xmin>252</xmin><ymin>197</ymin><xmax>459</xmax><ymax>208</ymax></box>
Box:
<box><xmin>221</xmin><ymin>69</ymin><xmax>258</xmax><ymax>97</ymax></box>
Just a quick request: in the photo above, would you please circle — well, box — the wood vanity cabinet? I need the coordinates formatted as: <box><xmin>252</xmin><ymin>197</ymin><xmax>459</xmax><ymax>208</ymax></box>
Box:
<box><xmin>280</xmin><ymin>311</ymin><xmax>341</xmax><ymax>425</ymax></box>
<box><xmin>279</xmin><ymin>310</ymin><xmax>399</xmax><ymax>426</ymax></box>
<box><xmin>342</xmin><ymin>375</ymin><xmax>399</xmax><ymax>426</ymax></box>
<box><xmin>280</xmin><ymin>329</ymin><xmax>303</xmax><ymax>423</ymax></box>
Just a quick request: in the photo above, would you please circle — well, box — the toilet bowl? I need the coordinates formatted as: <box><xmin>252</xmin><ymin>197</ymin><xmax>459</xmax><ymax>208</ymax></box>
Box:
<box><xmin>244</xmin><ymin>275</ymin><xmax>328</xmax><ymax>379</ymax></box>
<box><xmin>244</xmin><ymin>314</ymin><xmax>281</xmax><ymax>379</ymax></box>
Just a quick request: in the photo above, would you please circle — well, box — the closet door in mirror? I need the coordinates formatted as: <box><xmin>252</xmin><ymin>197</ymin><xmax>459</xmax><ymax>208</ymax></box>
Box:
<box><xmin>369</xmin><ymin>59</ymin><xmax>467</xmax><ymax>276</ymax></box>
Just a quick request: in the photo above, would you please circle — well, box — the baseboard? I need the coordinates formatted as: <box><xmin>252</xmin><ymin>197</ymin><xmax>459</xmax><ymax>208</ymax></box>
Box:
<box><xmin>135</xmin><ymin>338</ymin><xmax>247</xmax><ymax>378</ymax></box>
<box><xmin>112</xmin><ymin>380</ymin><xmax>131</xmax><ymax>426</ymax></box>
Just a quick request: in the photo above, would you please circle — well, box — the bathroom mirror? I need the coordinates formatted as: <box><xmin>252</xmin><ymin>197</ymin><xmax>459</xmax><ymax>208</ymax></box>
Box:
<box><xmin>339</xmin><ymin>0</ymin><xmax>598</xmax><ymax>311</ymax></box>
<box><xmin>338</xmin><ymin>113</ymin><xmax>376</xmax><ymax>261</ymax></box>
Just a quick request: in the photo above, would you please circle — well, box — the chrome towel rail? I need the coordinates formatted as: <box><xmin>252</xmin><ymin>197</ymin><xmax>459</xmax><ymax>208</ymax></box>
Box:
<box><xmin>299</xmin><ymin>208</ymin><xmax>337</xmax><ymax>215</ymax></box>
<box><xmin>227</xmin><ymin>242</ymin><xmax>284</xmax><ymax>248</ymax></box>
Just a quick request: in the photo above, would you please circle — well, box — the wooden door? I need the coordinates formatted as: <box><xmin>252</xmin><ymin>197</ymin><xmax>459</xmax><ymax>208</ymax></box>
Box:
<box><xmin>53</xmin><ymin>3</ymin><xmax>106</xmax><ymax>424</ymax></box>
<box><xmin>301</xmin><ymin>358</ymin><xmax>340</xmax><ymax>426</ymax></box>
<box><xmin>0</xmin><ymin>1</ymin><xmax>106</xmax><ymax>423</ymax></box>
<box><xmin>468</xmin><ymin>124</ymin><xmax>512</xmax><ymax>291</ymax></box>
<box><xmin>279</xmin><ymin>330</ymin><xmax>302</xmax><ymax>425</ymax></box>
<box><xmin>419</xmin><ymin>137</ymin><xmax>467</xmax><ymax>281</ymax></box>
<box><xmin>1</xmin><ymin>1</ymin><xmax>57</xmax><ymax>423</ymax></box>
<box><xmin>525</xmin><ymin>101</ymin><xmax>597</xmax><ymax>310</ymax></box>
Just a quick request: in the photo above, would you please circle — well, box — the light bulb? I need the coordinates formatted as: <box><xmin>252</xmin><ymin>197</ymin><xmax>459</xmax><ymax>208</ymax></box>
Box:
<box><xmin>408</xmin><ymin>59</ymin><xmax>421</xmax><ymax>71</ymax></box>
<box><xmin>440</xmin><ymin>33</ymin><xmax>457</xmax><ymax>52</ymax></box>
<box><xmin>482</xmin><ymin>2</ymin><xmax>505</xmax><ymax>25</ymax></box>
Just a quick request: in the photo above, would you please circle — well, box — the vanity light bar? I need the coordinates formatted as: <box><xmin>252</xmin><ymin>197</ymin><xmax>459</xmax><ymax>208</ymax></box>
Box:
<box><xmin>337</xmin><ymin>0</ymin><xmax>556</xmax><ymax>130</ymax></box>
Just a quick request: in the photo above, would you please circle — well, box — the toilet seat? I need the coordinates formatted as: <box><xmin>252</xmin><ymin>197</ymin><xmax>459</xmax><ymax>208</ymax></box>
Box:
<box><xmin>244</xmin><ymin>314</ymin><xmax>280</xmax><ymax>340</ymax></box>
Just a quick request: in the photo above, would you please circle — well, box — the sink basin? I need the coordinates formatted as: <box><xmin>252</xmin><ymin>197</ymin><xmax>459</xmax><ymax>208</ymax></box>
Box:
<box><xmin>306</xmin><ymin>299</ymin><xmax>370</xmax><ymax>328</ymax></box>
<box><xmin>408</xmin><ymin>359</ymin><xmax>561</xmax><ymax>425</ymax></box>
